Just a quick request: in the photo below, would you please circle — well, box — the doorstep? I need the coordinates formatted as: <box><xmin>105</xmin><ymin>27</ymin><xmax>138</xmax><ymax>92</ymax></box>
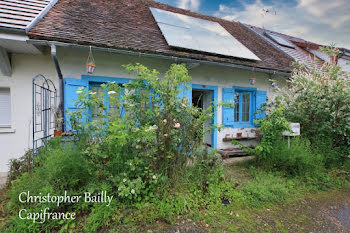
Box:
<box><xmin>218</xmin><ymin>148</ymin><xmax>249</xmax><ymax>158</ymax></box>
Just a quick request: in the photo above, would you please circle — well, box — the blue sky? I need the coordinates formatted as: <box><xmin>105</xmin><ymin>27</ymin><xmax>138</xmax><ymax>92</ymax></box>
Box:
<box><xmin>156</xmin><ymin>0</ymin><xmax>350</xmax><ymax>48</ymax></box>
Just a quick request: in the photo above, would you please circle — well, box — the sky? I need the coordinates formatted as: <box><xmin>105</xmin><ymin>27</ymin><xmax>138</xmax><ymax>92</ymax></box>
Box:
<box><xmin>156</xmin><ymin>0</ymin><xmax>350</xmax><ymax>48</ymax></box>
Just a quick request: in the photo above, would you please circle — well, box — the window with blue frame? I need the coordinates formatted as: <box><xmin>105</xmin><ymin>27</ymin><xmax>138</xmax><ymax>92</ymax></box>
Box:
<box><xmin>89</xmin><ymin>82</ymin><xmax>125</xmax><ymax>120</ymax></box>
<box><xmin>234</xmin><ymin>91</ymin><xmax>252</xmax><ymax>123</ymax></box>
<box><xmin>64</xmin><ymin>76</ymin><xmax>133</xmax><ymax>131</ymax></box>
<box><xmin>222</xmin><ymin>86</ymin><xmax>266</xmax><ymax>128</ymax></box>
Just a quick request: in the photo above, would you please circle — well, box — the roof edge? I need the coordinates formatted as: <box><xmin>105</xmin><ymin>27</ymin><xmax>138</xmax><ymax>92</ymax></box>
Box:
<box><xmin>0</xmin><ymin>27</ymin><xmax>25</xmax><ymax>35</ymax></box>
<box><xmin>26</xmin><ymin>0</ymin><xmax>59</xmax><ymax>33</ymax></box>
<box><xmin>28</xmin><ymin>38</ymin><xmax>292</xmax><ymax>76</ymax></box>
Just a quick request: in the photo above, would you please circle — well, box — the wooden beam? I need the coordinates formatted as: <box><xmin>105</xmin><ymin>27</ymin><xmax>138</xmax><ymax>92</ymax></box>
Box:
<box><xmin>0</xmin><ymin>47</ymin><xmax>11</xmax><ymax>76</ymax></box>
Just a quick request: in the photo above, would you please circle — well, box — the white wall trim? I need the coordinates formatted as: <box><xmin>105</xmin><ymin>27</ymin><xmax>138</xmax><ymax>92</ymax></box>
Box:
<box><xmin>0</xmin><ymin>127</ymin><xmax>15</xmax><ymax>133</ymax></box>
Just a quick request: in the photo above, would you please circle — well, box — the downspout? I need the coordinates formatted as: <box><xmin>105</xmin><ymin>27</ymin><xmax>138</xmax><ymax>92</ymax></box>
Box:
<box><xmin>50</xmin><ymin>44</ymin><xmax>65</xmax><ymax>131</ymax></box>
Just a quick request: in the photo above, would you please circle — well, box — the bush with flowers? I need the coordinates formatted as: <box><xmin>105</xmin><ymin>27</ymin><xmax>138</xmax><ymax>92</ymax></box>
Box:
<box><xmin>66</xmin><ymin>63</ymin><xmax>219</xmax><ymax>201</ymax></box>
<box><xmin>233</xmin><ymin>47</ymin><xmax>349</xmax><ymax>179</ymax></box>
<box><xmin>275</xmin><ymin>46</ymin><xmax>350</xmax><ymax>166</ymax></box>
<box><xmin>5</xmin><ymin>64</ymin><xmax>229</xmax><ymax>232</ymax></box>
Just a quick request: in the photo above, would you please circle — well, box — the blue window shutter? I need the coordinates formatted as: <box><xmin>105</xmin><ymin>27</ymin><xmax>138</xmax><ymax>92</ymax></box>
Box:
<box><xmin>120</xmin><ymin>87</ymin><xmax>125</xmax><ymax>116</ymax></box>
<box><xmin>222</xmin><ymin>88</ymin><xmax>234</xmax><ymax>126</ymax></box>
<box><xmin>64</xmin><ymin>78</ymin><xmax>89</xmax><ymax>131</ymax></box>
<box><xmin>178</xmin><ymin>83</ymin><xmax>192</xmax><ymax>106</ymax></box>
<box><xmin>254</xmin><ymin>90</ymin><xmax>267</xmax><ymax>125</ymax></box>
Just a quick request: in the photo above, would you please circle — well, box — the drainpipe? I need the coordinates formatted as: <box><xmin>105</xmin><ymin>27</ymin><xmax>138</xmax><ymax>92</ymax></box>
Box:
<box><xmin>50</xmin><ymin>44</ymin><xmax>65</xmax><ymax>131</ymax></box>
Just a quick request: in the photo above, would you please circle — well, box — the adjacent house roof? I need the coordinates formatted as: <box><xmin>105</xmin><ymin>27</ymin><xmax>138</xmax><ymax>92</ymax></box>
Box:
<box><xmin>246</xmin><ymin>24</ymin><xmax>324</xmax><ymax>69</ymax></box>
<box><xmin>28</xmin><ymin>0</ymin><xmax>295</xmax><ymax>73</ymax></box>
<box><xmin>247</xmin><ymin>25</ymin><xmax>350</xmax><ymax>73</ymax></box>
<box><xmin>0</xmin><ymin>0</ymin><xmax>57</xmax><ymax>31</ymax></box>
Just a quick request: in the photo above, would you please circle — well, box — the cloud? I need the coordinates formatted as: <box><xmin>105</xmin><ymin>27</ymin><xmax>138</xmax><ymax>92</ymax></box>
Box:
<box><xmin>177</xmin><ymin>0</ymin><xmax>201</xmax><ymax>11</ymax></box>
<box><xmin>214</xmin><ymin>0</ymin><xmax>350</xmax><ymax>48</ymax></box>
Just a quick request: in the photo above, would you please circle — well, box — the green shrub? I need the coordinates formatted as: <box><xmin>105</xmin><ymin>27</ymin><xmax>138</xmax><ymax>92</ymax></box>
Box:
<box><xmin>4</xmin><ymin>64</ymin><xmax>223</xmax><ymax>231</ymax></box>
<box><xmin>66</xmin><ymin>63</ymin><xmax>218</xmax><ymax>203</ymax></box>
<box><xmin>265</xmin><ymin>137</ymin><xmax>324</xmax><ymax>177</ymax></box>
<box><xmin>235</xmin><ymin>105</ymin><xmax>290</xmax><ymax>162</ymax></box>
<box><xmin>241</xmin><ymin>170</ymin><xmax>296</xmax><ymax>207</ymax></box>
<box><xmin>276</xmin><ymin>47</ymin><xmax>350</xmax><ymax>164</ymax></box>
<box><xmin>344</xmin><ymin>159</ymin><xmax>350</xmax><ymax>172</ymax></box>
<box><xmin>311</xmin><ymin>138</ymin><xmax>348</xmax><ymax>168</ymax></box>
<box><xmin>83</xmin><ymin>201</ymin><xmax>117</xmax><ymax>233</ymax></box>
<box><xmin>6</xmin><ymin>150</ymin><xmax>33</xmax><ymax>187</ymax></box>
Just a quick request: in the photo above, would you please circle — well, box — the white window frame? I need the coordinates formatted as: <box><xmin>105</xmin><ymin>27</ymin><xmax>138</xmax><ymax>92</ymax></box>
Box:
<box><xmin>0</xmin><ymin>87</ymin><xmax>15</xmax><ymax>133</ymax></box>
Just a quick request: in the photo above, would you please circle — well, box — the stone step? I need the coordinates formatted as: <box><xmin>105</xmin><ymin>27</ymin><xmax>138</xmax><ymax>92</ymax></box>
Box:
<box><xmin>218</xmin><ymin>149</ymin><xmax>249</xmax><ymax>159</ymax></box>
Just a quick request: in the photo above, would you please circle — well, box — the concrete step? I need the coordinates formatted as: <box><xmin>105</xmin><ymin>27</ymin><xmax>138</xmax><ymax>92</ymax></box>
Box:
<box><xmin>218</xmin><ymin>149</ymin><xmax>249</xmax><ymax>159</ymax></box>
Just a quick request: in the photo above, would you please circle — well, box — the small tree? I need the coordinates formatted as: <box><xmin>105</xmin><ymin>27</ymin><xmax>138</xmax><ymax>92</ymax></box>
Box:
<box><xmin>276</xmin><ymin>47</ymin><xmax>350</xmax><ymax>162</ymax></box>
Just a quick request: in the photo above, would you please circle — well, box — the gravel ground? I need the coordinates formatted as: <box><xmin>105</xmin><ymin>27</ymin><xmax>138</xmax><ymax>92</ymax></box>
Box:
<box><xmin>330</xmin><ymin>206</ymin><xmax>350</xmax><ymax>230</ymax></box>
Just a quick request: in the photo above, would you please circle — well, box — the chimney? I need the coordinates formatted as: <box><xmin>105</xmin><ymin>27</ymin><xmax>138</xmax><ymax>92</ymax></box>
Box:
<box><xmin>330</xmin><ymin>55</ymin><xmax>338</xmax><ymax>65</ymax></box>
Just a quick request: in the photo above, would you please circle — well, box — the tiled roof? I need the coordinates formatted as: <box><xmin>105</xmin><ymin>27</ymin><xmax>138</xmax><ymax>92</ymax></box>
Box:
<box><xmin>28</xmin><ymin>0</ymin><xmax>295</xmax><ymax>73</ymax></box>
<box><xmin>246</xmin><ymin>24</ymin><xmax>324</xmax><ymax>69</ymax></box>
<box><xmin>0</xmin><ymin>0</ymin><xmax>54</xmax><ymax>30</ymax></box>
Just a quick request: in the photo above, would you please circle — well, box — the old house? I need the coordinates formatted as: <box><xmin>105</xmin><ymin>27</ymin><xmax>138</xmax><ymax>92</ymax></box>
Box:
<box><xmin>3</xmin><ymin>0</ymin><xmax>343</xmax><ymax>173</ymax></box>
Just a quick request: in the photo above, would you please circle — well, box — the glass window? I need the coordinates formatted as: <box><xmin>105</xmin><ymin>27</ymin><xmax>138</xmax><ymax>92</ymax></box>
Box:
<box><xmin>234</xmin><ymin>91</ymin><xmax>251</xmax><ymax>123</ymax></box>
<box><xmin>0</xmin><ymin>88</ymin><xmax>11</xmax><ymax>126</ymax></box>
<box><xmin>91</xmin><ymin>86</ymin><xmax>103</xmax><ymax>121</ymax></box>
<box><xmin>91</xmin><ymin>84</ymin><xmax>125</xmax><ymax>120</ymax></box>
<box><xmin>109</xmin><ymin>87</ymin><xmax>124</xmax><ymax>116</ymax></box>
<box><xmin>234</xmin><ymin>93</ymin><xmax>239</xmax><ymax>122</ymax></box>
<box><xmin>242</xmin><ymin>93</ymin><xmax>250</xmax><ymax>122</ymax></box>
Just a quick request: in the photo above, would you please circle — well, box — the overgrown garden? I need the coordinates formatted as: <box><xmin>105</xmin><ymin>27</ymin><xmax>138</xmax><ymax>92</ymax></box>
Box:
<box><xmin>1</xmin><ymin>48</ymin><xmax>350</xmax><ymax>232</ymax></box>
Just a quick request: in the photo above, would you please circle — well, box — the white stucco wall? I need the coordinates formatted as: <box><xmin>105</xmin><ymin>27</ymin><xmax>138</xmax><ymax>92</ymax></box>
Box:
<box><xmin>0</xmin><ymin>51</ymin><xmax>58</xmax><ymax>172</ymax></box>
<box><xmin>0</xmin><ymin>46</ymin><xmax>288</xmax><ymax>172</ymax></box>
<box><xmin>58</xmin><ymin>47</ymin><xmax>287</xmax><ymax>149</ymax></box>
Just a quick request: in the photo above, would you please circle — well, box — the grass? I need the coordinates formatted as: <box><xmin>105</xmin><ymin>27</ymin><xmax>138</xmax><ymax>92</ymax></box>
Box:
<box><xmin>139</xmin><ymin>161</ymin><xmax>349</xmax><ymax>233</ymax></box>
<box><xmin>101</xmin><ymin>159</ymin><xmax>349</xmax><ymax>232</ymax></box>
<box><xmin>187</xmin><ymin>185</ymin><xmax>350</xmax><ymax>233</ymax></box>
<box><xmin>1</xmin><ymin>157</ymin><xmax>349</xmax><ymax>232</ymax></box>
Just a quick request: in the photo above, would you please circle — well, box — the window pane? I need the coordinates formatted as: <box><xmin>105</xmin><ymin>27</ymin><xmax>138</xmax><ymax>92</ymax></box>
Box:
<box><xmin>0</xmin><ymin>88</ymin><xmax>11</xmax><ymax>126</ymax></box>
<box><xmin>242</xmin><ymin>93</ymin><xmax>250</xmax><ymax>122</ymax></box>
<box><xmin>91</xmin><ymin>86</ymin><xmax>103</xmax><ymax>120</ymax></box>
<box><xmin>109</xmin><ymin>87</ymin><xmax>124</xmax><ymax>116</ymax></box>
<box><xmin>234</xmin><ymin>93</ymin><xmax>239</xmax><ymax>121</ymax></box>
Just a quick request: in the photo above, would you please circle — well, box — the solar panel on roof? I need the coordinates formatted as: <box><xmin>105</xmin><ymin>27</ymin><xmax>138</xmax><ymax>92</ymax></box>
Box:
<box><xmin>264</xmin><ymin>32</ymin><xmax>295</xmax><ymax>49</ymax></box>
<box><xmin>150</xmin><ymin>8</ymin><xmax>260</xmax><ymax>61</ymax></box>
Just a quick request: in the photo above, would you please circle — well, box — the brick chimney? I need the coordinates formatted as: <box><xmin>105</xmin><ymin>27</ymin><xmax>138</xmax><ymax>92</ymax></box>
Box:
<box><xmin>330</xmin><ymin>55</ymin><xmax>338</xmax><ymax>65</ymax></box>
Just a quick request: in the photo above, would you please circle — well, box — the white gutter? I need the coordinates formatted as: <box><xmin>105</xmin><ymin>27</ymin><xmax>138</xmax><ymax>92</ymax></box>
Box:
<box><xmin>26</xmin><ymin>0</ymin><xmax>59</xmax><ymax>33</ymax></box>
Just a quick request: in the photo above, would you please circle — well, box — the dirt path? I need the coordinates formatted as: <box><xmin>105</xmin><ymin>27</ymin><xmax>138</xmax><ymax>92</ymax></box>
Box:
<box><xmin>254</xmin><ymin>186</ymin><xmax>350</xmax><ymax>233</ymax></box>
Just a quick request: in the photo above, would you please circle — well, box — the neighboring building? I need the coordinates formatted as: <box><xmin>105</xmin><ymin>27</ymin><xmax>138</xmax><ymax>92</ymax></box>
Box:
<box><xmin>1</xmin><ymin>0</ymin><xmax>344</xmax><ymax>173</ymax></box>
<box><xmin>337</xmin><ymin>48</ymin><xmax>350</xmax><ymax>73</ymax></box>
<box><xmin>246</xmin><ymin>24</ymin><xmax>350</xmax><ymax>72</ymax></box>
